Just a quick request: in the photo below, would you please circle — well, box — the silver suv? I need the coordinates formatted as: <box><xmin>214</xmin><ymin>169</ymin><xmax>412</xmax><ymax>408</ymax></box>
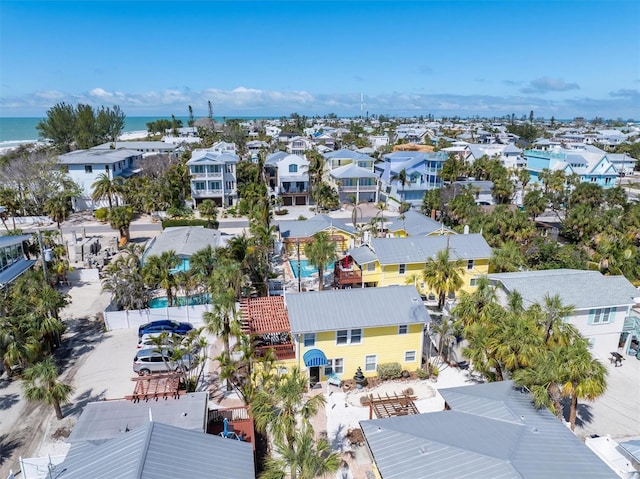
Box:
<box><xmin>133</xmin><ymin>348</ymin><xmax>195</xmax><ymax>375</ymax></box>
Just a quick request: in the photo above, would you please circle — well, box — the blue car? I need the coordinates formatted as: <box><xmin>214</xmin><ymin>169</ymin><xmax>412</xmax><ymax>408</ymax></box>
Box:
<box><xmin>138</xmin><ymin>320</ymin><xmax>194</xmax><ymax>338</ymax></box>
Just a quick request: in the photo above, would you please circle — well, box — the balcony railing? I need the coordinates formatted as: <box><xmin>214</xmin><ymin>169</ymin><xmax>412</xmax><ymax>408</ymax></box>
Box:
<box><xmin>192</xmin><ymin>189</ymin><xmax>224</xmax><ymax>197</ymax></box>
<box><xmin>334</xmin><ymin>264</ymin><xmax>363</xmax><ymax>285</ymax></box>
<box><xmin>190</xmin><ymin>171</ymin><xmax>223</xmax><ymax>179</ymax></box>
<box><xmin>255</xmin><ymin>343</ymin><xmax>296</xmax><ymax>361</ymax></box>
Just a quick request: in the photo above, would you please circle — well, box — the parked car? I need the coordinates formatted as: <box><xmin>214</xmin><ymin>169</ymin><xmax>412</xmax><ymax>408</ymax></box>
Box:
<box><xmin>137</xmin><ymin>333</ymin><xmax>176</xmax><ymax>349</ymax></box>
<box><xmin>137</xmin><ymin>320</ymin><xmax>193</xmax><ymax>338</ymax></box>
<box><xmin>133</xmin><ymin>348</ymin><xmax>195</xmax><ymax>375</ymax></box>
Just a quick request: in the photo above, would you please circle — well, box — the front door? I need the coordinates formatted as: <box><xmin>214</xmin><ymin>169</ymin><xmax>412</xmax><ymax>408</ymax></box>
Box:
<box><xmin>309</xmin><ymin>366</ymin><xmax>320</xmax><ymax>387</ymax></box>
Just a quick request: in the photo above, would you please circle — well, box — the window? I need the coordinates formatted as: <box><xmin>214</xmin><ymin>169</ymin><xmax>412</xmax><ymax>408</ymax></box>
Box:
<box><xmin>303</xmin><ymin>333</ymin><xmax>315</xmax><ymax>347</ymax></box>
<box><xmin>209</xmin><ymin>181</ymin><xmax>222</xmax><ymax>190</ymax></box>
<box><xmin>289</xmin><ymin>164</ymin><xmax>298</xmax><ymax>173</ymax></box>
<box><xmin>84</xmin><ymin>165</ymin><xmax>93</xmax><ymax>173</ymax></box>
<box><xmin>336</xmin><ymin>329</ymin><xmax>361</xmax><ymax>345</ymax></box>
<box><xmin>365</xmin><ymin>355</ymin><xmax>377</xmax><ymax>372</ymax></box>
<box><xmin>467</xmin><ymin>260</ymin><xmax>474</xmax><ymax>270</ymax></box>
<box><xmin>225</xmin><ymin>181</ymin><xmax>235</xmax><ymax>190</ymax></box>
<box><xmin>194</xmin><ymin>181</ymin><xmax>206</xmax><ymax>190</ymax></box>
<box><xmin>589</xmin><ymin>307</ymin><xmax>614</xmax><ymax>324</ymax></box>
<box><xmin>470</xmin><ymin>278</ymin><xmax>478</xmax><ymax>287</ymax></box>
<box><xmin>105</xmin><ymin>165</ymin><xmax>109</xmax><ymax>171</ymax></box>
<box><xmin>398</xmin><ymin>325</ymin><xmax>408</xmax><ymax>335</ymax></box>
<box><xmin>399</xmin><ymin>264</ymin><xmax>406</xmax><ymax>274</ymax></box>
<box><xmin>325</xmin><ymin>358</ymin><xmax>344</xmax><ymax>375</ymax></box>
<box><xmin>405</xmin><ymin>351</ymin><xmax>417</xmax><ymax>362</ymax></box>
<box><xmin>367</xmin><ymin>263</ymin><xmax>376</xmax><ymax>272</ymax></box>
<box><xmin>225</xmin><ymin>164</ymin><xmax>233</xmax><ymax>173</ymax></box>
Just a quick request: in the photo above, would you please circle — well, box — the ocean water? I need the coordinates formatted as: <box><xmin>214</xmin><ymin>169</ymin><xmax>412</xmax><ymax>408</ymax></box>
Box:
<box><xmin>0</xmin><ymin>115</ymin><xmax>270</xmax><ymax>148</ymax></box>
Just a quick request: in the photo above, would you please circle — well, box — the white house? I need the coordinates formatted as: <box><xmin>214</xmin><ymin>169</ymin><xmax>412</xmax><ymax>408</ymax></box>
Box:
<box><xmin>264</xmin><ymin>152</ymin><xmax>310</xmax><ymax>206</ymax></box>
<box><xmin>285</xmin><ymin>136</ymin><xmax>314</xmax><ymax>155</ymax></box>
<box><xmin>186</xmin><ymin>148</ymin><xmax>238</xmax><ymax>207</ymax></box>
<box><xmin>92</xmin><ymin>141</ymin><xmax>176</xmax><ymax>155</ymax></box>
<box><xmin>486</xmin><ymin>269</ymin><xmax>640</xmax><ymax>360</ymax></box>
<box><xmin>58</xmin><ymin>148</ymin><xmax>142</xmax><ymax>211</ymax></box>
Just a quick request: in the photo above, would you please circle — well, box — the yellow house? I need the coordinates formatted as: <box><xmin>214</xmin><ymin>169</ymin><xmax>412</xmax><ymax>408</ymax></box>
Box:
<box><xmin>240</xmin><ymin>287</ymin><xmax>431</xmax><ymax>383</ymax></box>
<box><xmin>278</xmin><ymin>214</ymin><xmax>357</xmax><ymax>256</ymax></box>
<box><xmin>334</xmin><ymin>234</ymin><xmax>491</xmax><ymax>296</ymax></box>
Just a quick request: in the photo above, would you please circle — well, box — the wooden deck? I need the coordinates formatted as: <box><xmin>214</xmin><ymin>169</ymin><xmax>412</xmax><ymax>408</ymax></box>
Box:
<box><xmin>208</xmin><ymin>407</ymin><xmax>256</xmax><ymax>449</ymax></box>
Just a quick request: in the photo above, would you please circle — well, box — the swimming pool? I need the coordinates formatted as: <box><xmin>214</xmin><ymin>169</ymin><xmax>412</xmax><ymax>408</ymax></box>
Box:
<box><xmin>289</xmin><ymin>259</ymin><xmax>333</xmax><ymax>279</ymax></box>
<box><xmin>148</xmin><ymin>292</ymin><xmax>211</xmax><ymax>308</ymax></box>
<box><xmin>169</xmin><ymin>258</ymin><xmax>190</xmax><ymax>274</ymax></box>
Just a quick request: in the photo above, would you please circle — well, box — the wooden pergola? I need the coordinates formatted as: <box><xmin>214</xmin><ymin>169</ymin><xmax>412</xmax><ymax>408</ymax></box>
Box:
<box><xmin>127</xmin><ymin>372</ymin><xmax>183</xmax><ymax>402</ymax></box>
<box><xmin>367</xmin><ymin>392</ymin><xmax>419</xmax><ymax>419</ymax></box>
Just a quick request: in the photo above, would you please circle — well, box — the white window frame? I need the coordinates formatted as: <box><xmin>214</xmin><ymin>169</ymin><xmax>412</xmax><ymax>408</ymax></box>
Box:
<box><xmin>367</xmin><ymin>262</ymin><xmax>376</xmax><ymax>272</ymax></box>
<box><xmin>404</xmin><ymin>350</ymin><xmax>417</xmax><ymax>362</ymax></box>
<box><xmin>336</xmin><ymin>329</ymin><xmax>362</xmax><ymax>345</ymax></box>
<box><xmin>399</xmin><ymin>263</ymin><xmax>406</xmax><ymax>275</ymax></box>
<box><xmin>325</xmin><ymin>358</ymin><xmax>344</xmax><ymax>375</ymax></box>
<box><xmin>365</xmin><ymin>354</ymin><xmax>377</xmax><ymax>372</ymax></box>
<box><xmin>467</xmin><ymin>259</ymin><xmax>474</xmax><ymax>270</ymax></box>
<box><xmin>303</xmin><ymin>333</ymin><xmax>316</xmax><ymax>347</ymax></box>
<box><xmin>398</xmin><ymin>325</ymin><xmax>408</xmax><ymax>335</ymax></box>
<box><xmin>589</xmin><ymin>307</ymin><xmax>614</xmax><ymax>324</ymax></box>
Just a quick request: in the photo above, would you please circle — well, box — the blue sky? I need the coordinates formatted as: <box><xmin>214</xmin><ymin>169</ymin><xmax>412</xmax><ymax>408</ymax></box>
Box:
<box><xmin>1</xmin><ymin>0</ymin><xmax>638</xmax><ymax>119</ymax></box>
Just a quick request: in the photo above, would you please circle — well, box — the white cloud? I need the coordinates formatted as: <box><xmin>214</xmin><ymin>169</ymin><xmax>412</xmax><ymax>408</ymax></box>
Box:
<box><xmin>0</xmin><ymin>86</ymin><xmax>636</xmax><ymax>119</ymax></box>
<box><xmin>521</xmin><ymin>77</ymin><xmax>580</xmax><ymax>94</ymax></box>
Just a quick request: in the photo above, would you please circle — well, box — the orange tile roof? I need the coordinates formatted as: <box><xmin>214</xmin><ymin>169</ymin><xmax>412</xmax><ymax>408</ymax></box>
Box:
<box><xmin>240</xmin><ymin>296</ymin><xmax>291</xmax><ymax>334</ymax></box>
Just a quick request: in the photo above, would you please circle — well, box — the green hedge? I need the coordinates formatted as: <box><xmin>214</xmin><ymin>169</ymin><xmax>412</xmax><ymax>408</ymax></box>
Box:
<box><xmin>161</xmin><ymin>219</ymin><xmax>214</xmax><ymax>229</ymax></box>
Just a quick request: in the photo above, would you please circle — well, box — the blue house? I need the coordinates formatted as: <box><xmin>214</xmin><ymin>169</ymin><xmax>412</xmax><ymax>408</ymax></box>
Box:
<box><xmin>525</xmin><ymin>147</ymin><xmax>618</xmax><ymax>189</ymax></box>
<box><xmin>376</xmin><ymin>151</ymin><xmax>448</xmax><ymax>206</ymax></box>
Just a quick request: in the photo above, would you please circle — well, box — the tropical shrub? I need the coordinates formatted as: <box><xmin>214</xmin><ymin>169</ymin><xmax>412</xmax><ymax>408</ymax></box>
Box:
<box><xmin>377</xmin><ymin>362</ymin><xmax>402</xmax><ymax>380</ymax></box>
<box><xmin>93</xmin><ymin>207</ymin><xmax>109</xmax><ymax>222</ymax></box>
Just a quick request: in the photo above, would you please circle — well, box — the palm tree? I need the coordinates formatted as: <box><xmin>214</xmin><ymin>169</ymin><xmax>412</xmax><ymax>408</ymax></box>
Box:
<box><xmin>251</xmin><ymin>367</ymin><xmax>328</xmax><ymax>479</ymax></box>
<box><xmin>22</xmin><ymin>356</ymin><xmax>74</xmax><ymax>420</ymax></box>
<box><xmin>489</xmin><ymin>240</ymin><xmax>526</xmax><ymax>273</ymax></box>
<box><xmin>422</xmin><ymin>248</ymin><xmax>464</xmax><ymax>309</ymax></box>
<box><xmin>91</xmin><ymin>173</ymin><xmax>123</xmax><ymax>210</ymax></box>
<box><xmin>261</xmin><ymin>428</ymin><xmax>340</xmax><ymax>479</ymax></box>
<box><xmin>108</xmin><ymin>205</ymin><xmax>134</xmax><ymax>242</ymax></box>
<box><xmin>198</xmin><ymin>199</ymin><xmax>219</xmax><ymax>229</ymax></box>
<box><xmin>561</xmin><ymin>337</ymin><xmax>607</xmax><ymax>431</ymax></box>
<box><xmin>540</xmin><ymin>294</ymin><xmax>574</xmax><ymax>345</ymax></box>
<box><xmin>393</xmin><ymin>168</ymin><xmax>409</xmax><ymax>202</ymax></box>
<box><xmin>304</xmin><ymin>231</ymin><xmax>337</xmax><ymax>291</ymax></box>
<box><xmin>101</xmin><ymin>245</ymin><xmax>151</xmax><ymax>310</ymax></box>
<box><xmin>43</xmin><ymin>194</ymin><xmax>72</xmax><ymax>239</ymax></box>
<box><xmin>143</xmin><ymin>250</ymin><xmax>180</xmax><ymax>307</ymax></box>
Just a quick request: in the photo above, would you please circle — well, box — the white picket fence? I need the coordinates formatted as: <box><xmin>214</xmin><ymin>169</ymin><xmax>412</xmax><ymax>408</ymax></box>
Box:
<box><xmin>103</xmin><ymin>303</ymin><xmax>210</xmax><ymax>330</ymax></box>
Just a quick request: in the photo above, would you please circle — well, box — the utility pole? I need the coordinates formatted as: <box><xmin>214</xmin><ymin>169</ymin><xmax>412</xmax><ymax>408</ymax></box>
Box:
<box><xmin>37</xmin><ymin>230</ymin><xmax>52</xmax><ymax>286</ymax></box>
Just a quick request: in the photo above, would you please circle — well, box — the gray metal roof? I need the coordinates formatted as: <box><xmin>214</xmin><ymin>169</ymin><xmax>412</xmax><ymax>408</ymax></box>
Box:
<box><xmin>349</xmin><ymin>245</ymin><xmax>378</xmax><ymax>265</ymax></box>
<box><xmin>58</xmin><ymin>148</ymin><xmax>140</xmax><ymax>165</ymax></box>
<box><xmin>142</xmin><ymin>227</ymin><xmax>233</xmax><ymax>261</ymax></box>
<box><xmin>329</xmin><ymin>162</ymin><xmax>377</xmax><ymax>179</ymax></box>
<box><xmin>93</xmin><ymin>141</ymin><xmax>176</xmax><ymax>151</ymax></box>
<box><xmin>58</xmin><ymin>421</ymin><xmax>255</xmax><ymax>479</ymax></box>
<box><xmin>487</xmin><ymin>269</ymin><xmax>640</xmax><ymax>310</ymax></box>
<box><xmin>386</xmin><ymin>210</ymin><xmax>453</xmax><ymax>236</ymax></box>
<box><xmin>278</xmin><ymin>214</ymin><xmax>355</xmax><ymax>239</ymax></box>
<box><xmin>0</xmin><ymin>234</ymin><xmax>32</xmax><ymax>247</ymax></box>
<box><xmin>360</xmin><ymin>381</ymin><xmax>616</xmax><ymax>479</ymax></box>
<box><xmin>368</xmin><ymin>233</ymin><xmax>492</xmax><ymax>265</ymax></box>
<box><xmin>285</xmin><ymin>285</ymin><xmax>430</xmax><ymax>334</ymax></box>
<box><xmin>68</xmin><ymin>392</ymin><xmax>208</xmax><ymax>443</ymax></box>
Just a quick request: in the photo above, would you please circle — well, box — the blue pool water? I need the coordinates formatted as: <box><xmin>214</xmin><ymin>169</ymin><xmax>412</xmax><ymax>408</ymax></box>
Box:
<box><xmin>149</xmin><ymin>292</ymin><xmax>211</xmax><ymax>308</ymax></box>
<box><xmin>289</xmin><ymin>260</ymin><xmax>333</xmax><ymax>279</ymax></box>
<box><xmin>170</xmin><ymin>258</ymin><xmax>190</xmax><ymax>274</ymax></box>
